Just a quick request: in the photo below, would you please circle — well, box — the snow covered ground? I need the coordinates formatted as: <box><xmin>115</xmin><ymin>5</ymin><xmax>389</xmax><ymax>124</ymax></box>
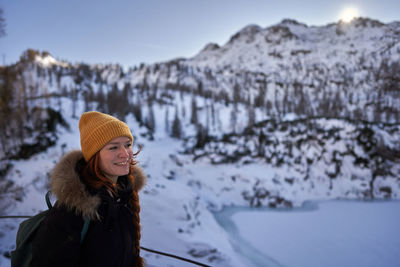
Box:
<box><xmin>1</xmin><ymin>96</ymin><xmax>399</xmax><ymax>267</ymax></box>
<box><xmin>215</xmin><ymin>200</ymin><xmax>400</xmax><ymax>267</ymax></box>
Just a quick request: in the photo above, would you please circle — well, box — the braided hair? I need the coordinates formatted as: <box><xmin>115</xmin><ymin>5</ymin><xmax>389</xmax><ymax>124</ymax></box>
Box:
<box><xmin>127</xmin><ymin>157</ymin><xmax>145</xmax><ymax>267</ymax></box>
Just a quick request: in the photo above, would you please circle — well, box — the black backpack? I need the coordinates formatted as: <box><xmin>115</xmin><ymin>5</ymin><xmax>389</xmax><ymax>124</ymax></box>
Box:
<box><xmin>10</xmin><ymin>191</ymin><xmax>90</xmax><ymax>267</ymax></box>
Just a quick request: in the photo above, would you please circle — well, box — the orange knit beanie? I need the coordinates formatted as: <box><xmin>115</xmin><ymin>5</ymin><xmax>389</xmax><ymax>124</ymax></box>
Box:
<box><xmin>79</xmin><ymin>111</ymin><xmax>133</xmax><ymax>161</ymax></box>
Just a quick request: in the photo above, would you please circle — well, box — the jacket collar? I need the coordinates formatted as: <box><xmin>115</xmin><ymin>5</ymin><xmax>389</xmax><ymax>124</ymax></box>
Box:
<box><xmin>50</xmin><ymin>150</ymin><xmax>147</xmax><ymax>220</ymax></box>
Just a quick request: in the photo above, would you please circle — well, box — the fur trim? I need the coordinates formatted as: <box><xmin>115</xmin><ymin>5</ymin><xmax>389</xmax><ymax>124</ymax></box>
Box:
<box><xmin>50</xmin><ymin>150</ymin><xmax>147</xmax><ymax>220</ymax></box>
<box><xmin>51</xmin><ymin>150</ymin><xmax>101</xmax><ymax>220</ymax></box>
<box><xmin>131</xmin><ymin>163</ymin><xmax>147</xmax><ymax>191</ymax></box>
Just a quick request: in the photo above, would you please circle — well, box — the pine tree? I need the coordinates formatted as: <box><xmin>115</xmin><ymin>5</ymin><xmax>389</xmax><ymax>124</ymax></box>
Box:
<box><xmin>171</xmin><ymin>107</ymin><xmax>182</xmax><ymax>139</ymax></box>
<box><xmin>132</xmin><ymin>95</ymin><xmax>143</xmax><ymax>125</ymax></box>
<box><xmin>195</xmin><ymin>123</ymin><xmax>208</xmax><ymax>149</ymax></box>
<box><xmin>116</xmin><ymin>83</ymin><xmax>130</xmax><ymax>119</ymax></box>
<box><xmin>233</xmin><ymin>82</ymin><xmax>241</xmax><ymax>103</ymax></box>
<box><xmin>197</xmin><ymin>81</ymin><xmax>204</xmax><ymax>95</ymax></box>
<box><xmin>165</xmin><ymin>107</ymin><xmax>170</xmax><ymax>134</ymax></box>
<box><xmin>71</xmin><ymin>86</ymin><xmax>78</xmax><ymax>118</ymax></box>
<box><xmin>83</xmin><ymin>90</ymin><xmax>90</xmax><ymax>112</ymax></box>
<box><xmin>255</xmin><ymin>85</ymin><xmax>266</xmax><ymax>107</ymax></box>
<box><xmin>230</xmin><ymin>105</ymin><xmax>238</xmax><ymax>133</ymax></box>
<box><xmin>106</xmin><ymin>83</ymin><xmax>119</xmax><ymax>115</ymax></box>
<box><xmin>266</xmin><ymin>100</ymin><xmax>272</xmax><ymax>116</ymax></box>
<box><xmin>96</xmin><ymin>85</ymin><xmax>106</xmax><ymax>113</ymax></box>
<box><xmin>210</xmin><ymin>101</ymin><xmax>216</xmax><ymax>130</ymax></box>
<box><xmin>247</xmin><ymin>105</ymin><xmax>255</xmax><ymax>128</ymax></box>
<box><xmin>205</xmin><ymin>101</ymin><xmax>210</xmax><ymax>133</ymax></box>
<box><xmin>190</xmin><ymin>97</ymin><xmax>198</xmax><ymax>124</ymax></box>
<box><xmin>144</xmin><ymin>100</ymin><xmax>156</xmax><ymax>135</ymax></box>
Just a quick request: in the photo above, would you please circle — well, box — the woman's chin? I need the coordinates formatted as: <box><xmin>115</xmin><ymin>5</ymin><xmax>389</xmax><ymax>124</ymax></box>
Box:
<box><xmin>115</xmin><ymin>168</ymin><xmax>129</xmax><ymax>176</ymax></box>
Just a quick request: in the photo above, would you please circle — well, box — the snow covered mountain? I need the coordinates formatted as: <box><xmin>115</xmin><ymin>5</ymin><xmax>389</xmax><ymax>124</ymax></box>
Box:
<box><xmin>128</xmin><ymin>17</ymin><xmax>400</xmax><ymax>124</ymax></box>
<box><xmin>0</xmin><ymin>17</ymin><xmax>400</xmax><ymax>267</ymax></box>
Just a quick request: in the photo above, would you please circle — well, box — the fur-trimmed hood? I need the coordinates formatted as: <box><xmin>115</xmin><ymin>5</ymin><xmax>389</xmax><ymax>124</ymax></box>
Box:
<box><xmin>50</xmin><ymin>150</ymin><xmax>147</xmax><ymax>220</ymax></box>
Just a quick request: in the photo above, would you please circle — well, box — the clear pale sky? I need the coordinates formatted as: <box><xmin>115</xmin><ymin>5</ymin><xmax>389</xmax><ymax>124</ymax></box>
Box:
<box><xmin>0</xmin><ymin>0</ymin><xmax>399</xmax><ymax>68</ymax></box>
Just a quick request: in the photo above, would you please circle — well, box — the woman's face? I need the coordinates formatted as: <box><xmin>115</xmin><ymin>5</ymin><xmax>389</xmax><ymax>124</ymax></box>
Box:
<box><xmin>99</xmin><ymin>136</ymin><xmax>133</xmax><ymax>178</ymax></box>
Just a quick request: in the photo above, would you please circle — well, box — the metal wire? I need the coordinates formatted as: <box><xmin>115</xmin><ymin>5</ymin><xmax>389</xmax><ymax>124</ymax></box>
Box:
<box><xmin>0</xmin><ymin>215</ymin><xmax>31</xmax><ymax>219</ymax></box>
<box><xmin>141</xmin><ymin>246</ymin><xmax>211</xmax><ymax>267</ymax></box>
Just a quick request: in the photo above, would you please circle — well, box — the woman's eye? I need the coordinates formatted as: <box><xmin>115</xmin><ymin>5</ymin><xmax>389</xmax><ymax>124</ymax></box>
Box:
<box><xmin>125</xmin><ymin>143</ymin><xmax>132</xmax><ymax>148</ymax></box>
<box><xmin>109</xmin><ymin>146</ymin><xmax>118</xmax><ymax>150</ymax></box>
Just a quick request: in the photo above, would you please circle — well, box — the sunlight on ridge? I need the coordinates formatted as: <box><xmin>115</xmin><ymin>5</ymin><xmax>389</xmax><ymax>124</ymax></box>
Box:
<box><xmin>339</xmin><ymin>7</ymin><xmax>359</xmax><ymax>22</ymax></box>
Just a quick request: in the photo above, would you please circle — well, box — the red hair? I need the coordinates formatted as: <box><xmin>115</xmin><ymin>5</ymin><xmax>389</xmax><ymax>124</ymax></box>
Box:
<box><xmin>81</xmin><ymin>151</ymin><xmax>144</xmax><ymax>266</ymax></box>
<box><xmin>81</xmin><ymin>152</ymin><xmax>118</xmax><ymax>195</ymax></box>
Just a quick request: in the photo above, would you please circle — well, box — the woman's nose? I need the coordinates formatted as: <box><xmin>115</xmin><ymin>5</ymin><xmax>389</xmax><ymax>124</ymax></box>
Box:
<box><xmin>118</xmin><ymin>146</ymin><xmax>129</xmax><ymax>158</ymax></box>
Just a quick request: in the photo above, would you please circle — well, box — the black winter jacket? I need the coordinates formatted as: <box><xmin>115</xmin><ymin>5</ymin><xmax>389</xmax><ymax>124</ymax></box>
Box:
<box><xmin>30</xmin><ymin>150</ymin><xmax>146</xmax><ymax>267</ymax></box>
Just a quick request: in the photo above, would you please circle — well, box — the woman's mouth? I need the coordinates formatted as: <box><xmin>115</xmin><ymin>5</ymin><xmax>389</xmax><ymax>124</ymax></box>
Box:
<box><xmin>114</xmin><ymin>161</ymin><xmax>128</xmax><ymax>166</ymax></box>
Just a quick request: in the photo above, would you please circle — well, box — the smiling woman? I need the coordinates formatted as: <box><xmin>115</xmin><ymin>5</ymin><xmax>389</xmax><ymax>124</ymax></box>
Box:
<box><xmin>339</xmin><ymin>7</ymin><xmax>359</xmax><ymax>22</ymax></box>
<box><xmin>28</xmin><ymin>111</ymin><xmax>147</xmax><ymax>267</ymax></box>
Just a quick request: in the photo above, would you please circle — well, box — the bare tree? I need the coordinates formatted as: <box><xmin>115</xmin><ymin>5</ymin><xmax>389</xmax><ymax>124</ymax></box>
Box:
<box><xmin>230</xmin><ymin>105</ymin><xmax>238</xmax><ymax>133</ymax></box>
<box><xmin>0</xmin><ymin>7</ymin><xmax>6</xmax><ymax>37</ymax></box>
<box><xmin>247</xmin><ymin>105</ymin><xmax>255</xmax><ymax>128</ymax></box>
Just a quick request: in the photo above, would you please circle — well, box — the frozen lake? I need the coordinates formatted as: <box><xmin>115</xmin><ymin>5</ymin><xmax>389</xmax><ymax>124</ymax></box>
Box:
<box><xmin>214</xmin><ymin>200</ymin><xmax>400</xmax><ymax>267</ymax></box>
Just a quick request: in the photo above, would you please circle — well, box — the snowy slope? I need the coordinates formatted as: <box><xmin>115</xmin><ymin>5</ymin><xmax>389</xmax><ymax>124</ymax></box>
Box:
<box><xmin>1</xmin><ymin>96</ymin><xmax>399</xmax><ymax>267</ymax></box>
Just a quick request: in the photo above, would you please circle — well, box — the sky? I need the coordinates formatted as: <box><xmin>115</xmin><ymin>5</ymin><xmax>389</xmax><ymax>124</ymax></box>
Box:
<box><xmin>0</xmin><ymin>0</ymin><xmax>399</xmax><ymax>68</ymax></box>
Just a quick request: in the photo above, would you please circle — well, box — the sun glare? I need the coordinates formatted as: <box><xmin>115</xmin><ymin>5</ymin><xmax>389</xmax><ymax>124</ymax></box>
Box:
<box><xmin>339</xmin><ymin>7</ymin><xmax>359</xmax><ymax>23</ymax></box>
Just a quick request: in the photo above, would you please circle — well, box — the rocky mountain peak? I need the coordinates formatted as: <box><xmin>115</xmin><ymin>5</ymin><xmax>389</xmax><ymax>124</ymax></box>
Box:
<box><xmin>200</xmin><ymin>42</ymin><xmax>221</xmax><ymax>53</ymax></box>
<box><xmin>279</xmin><ymin>18</ymin><xmax>308</xmax><ymax>27</ymax></box>
<box><xmin>227</xmin><ymin>24</ymin><xmax>262</xmax><ymax>44</ymax></box>
<box><xmin>341</xmin><ymin>17</ymin><xmax>385</xmax><ymax>28</ymax></box>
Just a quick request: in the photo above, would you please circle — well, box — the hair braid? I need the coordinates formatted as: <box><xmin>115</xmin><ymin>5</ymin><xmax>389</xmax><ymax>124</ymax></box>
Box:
<box><xmin>130</xmin><ymin>188</ymin><xmax>144</xmax><ymax>267</ymax></box>
<box><xmin>129</xmin><ymin>149</ymin><xmax>144</xmax><ymax>266</ymax></box>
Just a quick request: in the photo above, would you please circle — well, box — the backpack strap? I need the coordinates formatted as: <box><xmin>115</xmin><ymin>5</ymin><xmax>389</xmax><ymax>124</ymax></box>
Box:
<box><xmin>46</xmin><ymin>191</ymin><xmax>90</xmax><ymax>243</ymax></box>
<box><xmin>80</xmin><ymin>217</ymin><xmax>90</xmax><ymax>243</ymax></box>
<box><xmin>45</xmin><ymin>191</ymin><xmax>53</xmax><ymax>209</ymax></box>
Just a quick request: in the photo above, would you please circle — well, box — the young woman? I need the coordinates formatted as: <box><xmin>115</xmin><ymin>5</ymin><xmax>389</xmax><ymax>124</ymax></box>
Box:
<box><xmin>30</xmin><ymin>111</ymin><xmax>146</xmax><ymax>267</ymax></box>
